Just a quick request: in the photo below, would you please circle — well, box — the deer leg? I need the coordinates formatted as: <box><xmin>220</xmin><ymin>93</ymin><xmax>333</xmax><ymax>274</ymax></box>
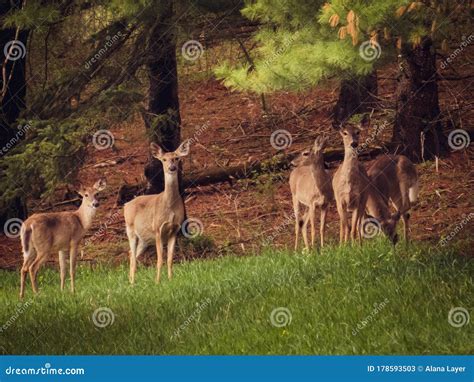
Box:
<box><xmin>69</xmin><ymin>243</ymin><xmax>79</xmax><ymax>293</ymax></box>
<box><xmin>29</xmin><ymin>253</ymin><xmax>48</xmax><ymax>294</ymax></box>
<box><xmin>155</xmin><ymin>232</ymin><xmax>164</xmax><ymax>284</ymax></box>
<box><xmin>293</xmin><ymin>197</ymin><xmax>300</xmax><ymax>251</ymax></box>
<box><xmin>20</xmin><ymin>249</ymin><xmax>35</xmax><ymax>299</ymax></box>
<box><xmin>350</xmin><ymin>210</ymin><xmax>359</xmax><ymax>243</ymax></box>
<box><xmin>59</xmin><ymin>250</ymin><xmax>67</xmax><ymax>291</ymax></box>
<box><xmin>337</xmin><ymin>204</ymin><xmax>349</xmax><ymax>244</ymax></box>
<box><xmin>126</xmin><ymin>227</ymin><xmax>138</xmax><ymax>284</ymax></box>
<box><xmin>301</xmin><ymin>210</ymin><xmax>310</xmax><ymax>250</ymax></box>
<box><xmin>167</xmin><ymin>227</ymin><xmax>179</xmax><ymax>280</ymax></box>
<box><xmin>309</xmin><ymin>204</ymin><xmax>316</xmax><ymax>249</ymax></box>
<box><xmin>402</xmin><ymin>213</ymin><xmax>410</xmax><ymax>243</ymax></box>
<box><xmin>320</xmin><ymin>207</ymin><xmax>328</xmax><ymax>248</ymax></box>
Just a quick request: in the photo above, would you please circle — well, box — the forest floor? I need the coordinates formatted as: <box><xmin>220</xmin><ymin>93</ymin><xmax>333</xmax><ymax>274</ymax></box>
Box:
<box><xmin>0</xmin><ymin>59</ymin><xmax>473</xmax><ymax>269</ymax></box>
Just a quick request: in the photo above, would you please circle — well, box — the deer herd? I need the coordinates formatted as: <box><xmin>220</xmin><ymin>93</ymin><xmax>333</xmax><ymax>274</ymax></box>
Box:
<box><xmin>17</xmin><ymin>117</ymin><xmax>419</xmax><ymax>298</ymax></box>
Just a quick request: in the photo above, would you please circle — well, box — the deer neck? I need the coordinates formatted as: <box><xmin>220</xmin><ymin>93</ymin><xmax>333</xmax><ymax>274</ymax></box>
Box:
<box><xmin>367</xmin><ymin>186</ymin><xmax>390</xmax><ymax>223</ymax></box>
<box><xmin>342</xmin><ymin>147</ymin><xmax>359</xmax><ymax>171</ymax></box>
<box><xmin>163</xmin><ymin>171</ymin><xmax>180</xmax><ymax>205</ymax></box>
<box><xmin>310</xmin><ymin>154</ymin><xmax>327</xmax><ymax>183</ymax></box>
<box><xmin>76</xmin><ymin>200</ymin><xmax>97</xmax><ymax>231</ymax></box>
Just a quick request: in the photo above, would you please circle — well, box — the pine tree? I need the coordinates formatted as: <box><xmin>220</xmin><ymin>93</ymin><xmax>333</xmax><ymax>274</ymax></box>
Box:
<box><xmin>216</xmin><ymin>0</ymin><xmax>472</xmax><ymax>160</ymax></box>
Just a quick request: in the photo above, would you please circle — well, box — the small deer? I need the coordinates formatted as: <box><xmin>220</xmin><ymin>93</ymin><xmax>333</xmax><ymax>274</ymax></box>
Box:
<box><xmin>124</xmin><ymin>140</ymin><xmax>190</xmax><ymax>284</ymax></box>
<box><xmin>366</xmin><ymin>154</ymin><xmax>419</xmax><ymax>243</ymax></box>
<box><xmin>290</xmin><ymin>136</ymin><xmax>333</xmax><ymax>250</ymax></box>
<box><xmin>19</xmin><ymin>178</ymin><xmax>106</xmax><ymax>298</ymax></box>
<box><xmin>332</xmin><ymin>121</ymin><xmax>370</xmax><ymax>243</ymax></box>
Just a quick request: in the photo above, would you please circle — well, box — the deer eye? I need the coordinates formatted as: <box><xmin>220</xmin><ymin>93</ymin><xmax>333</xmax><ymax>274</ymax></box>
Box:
<box><xmin>302</xmin><ymin>152</ymin><xmax>309</xmax><ymax>156</ymax></box>
<box><xmin>162</xmin><ymin>158</ymin><xmax>167</xmax><ymax>161</ymax></box>
<box><xmin>356</xmin><ymin>131</ymin><xmax>360</xmax><ymax>135</ymax></box>
<box><xmin>343</xmin><ymin>132</ymin><xmax>347</xmax><ymax>136</ymax></box>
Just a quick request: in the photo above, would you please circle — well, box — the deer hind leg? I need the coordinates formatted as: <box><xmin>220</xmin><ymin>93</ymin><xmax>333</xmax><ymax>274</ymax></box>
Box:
<box><xmin>20</xmin><ymin>248</ymin><xmax>36</xmax><ymax>299</ymax></box>
<box><xmin>59</xmin><ymin>250</ymin><xmax>67</xmax><ymax>291</ymax></box>
<box><xmin>29</xmin><ymin>253</ymin><xmax>48</xmax><ymax>294</ymax></box>
<box><xmin>126</xmin><ymin>227</ymin><xmax>138</xmax><ymax>284</ymax></box>
<box><xmin>292</xmin><ymin>197</ymin><xmax>300</xmax><ymax>251</ymax></box>
<box><xmin>69</xmin><ymin>242</ymin><xmax>79</xmax><ymax>293</ymax></box>
<box><xmin>320</xmin><ymin>207</ymin><xmax>328</xmax><ymax>248</ymax></box>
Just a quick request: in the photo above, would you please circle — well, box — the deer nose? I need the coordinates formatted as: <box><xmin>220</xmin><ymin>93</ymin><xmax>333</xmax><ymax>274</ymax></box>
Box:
<box><xmin>92</xmin><ymin>200</ymin><xmax>99</xmax><ymax>208</ymax></box>
<box><xmin>169</xmin><ymin>164</ymin><xmax>177</xmax><ymax>172</ymax></box>
<box><xmin>351</xmin><ymin>142</ymin><xmax>358</xmax><ymax>148</ymax></box>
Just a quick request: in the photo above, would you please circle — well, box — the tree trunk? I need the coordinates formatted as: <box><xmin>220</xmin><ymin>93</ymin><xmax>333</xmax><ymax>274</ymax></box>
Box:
<box><xmin>332</xmin><ymin>71</ymin><xmax>377</xmax><ymax>125</ymax></box>
<box><xmin>143</xmin><ymin>0</ymin><xmax>181</xmax><ymax>194</ymax></box>
<box><xmin>393</xmin><ymin>37</ymin><xmax>445</xmax><ymax>162</ymax></box>
<box><xmin>0</xmin><ymin>1</ymin><xmax>29</xmax><ymax>225</ymax></box>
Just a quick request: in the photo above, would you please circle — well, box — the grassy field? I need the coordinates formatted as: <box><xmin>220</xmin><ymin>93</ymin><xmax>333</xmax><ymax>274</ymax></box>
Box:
<box><xmin>0</xmin><ymin>240</ymin><xmax>472</xmax><ymax>355</ymax></box>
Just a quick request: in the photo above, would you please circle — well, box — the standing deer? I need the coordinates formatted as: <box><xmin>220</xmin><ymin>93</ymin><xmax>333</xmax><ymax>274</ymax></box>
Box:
<box><xmin>332</xmin><ymin>121</ymin><xmax>370</xmax><ymax>243</ymax></box>
<box><xmin>290</xmin><ymin>136</ymin><xmax>333</xmax><ymax>250</ymax></box>
<box><xmin>19</xmin><ymin>178</ymin><xmax>107</xmax><ymax>298</ymax></box>
<box><xmin>366</xmin><ymin>154</ymin><xmax>419</xmax><ymax>243</ymax></box>
<box><xmin>124</xmin><ymin>140</ymin><xmax>190</xmax><ymax>284</ymax></box>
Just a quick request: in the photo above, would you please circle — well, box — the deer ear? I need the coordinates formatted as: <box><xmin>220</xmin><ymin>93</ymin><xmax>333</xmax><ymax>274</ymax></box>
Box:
<box><xmin>176</xmin><ymin>139</ymin><xmax>190</xmax><ymax>157</ymax></box>
<box><xmin>150</xmin><ymin>142</ymin><xmax>164</xmax><ymax>159</ymax></box>
<box><xmin>360</xmin><ymin>114</ymin><xmax>371</xmax><ymax>129</ymax></box>
<box><xmin>77</xmin><ymin>184</ymin><xmax>86</xmax><ymax>197</ymax></box>
<box><xmin>93</xmin><ymin>178</ymin><xmax>107</xmax><ymax>191</ymax></box>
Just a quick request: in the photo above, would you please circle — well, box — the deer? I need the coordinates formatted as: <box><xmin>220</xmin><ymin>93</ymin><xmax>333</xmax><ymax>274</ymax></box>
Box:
<box><xmin>366</xmin><ymin>154</ymin><xmax>419</xmax><ymax>243</ymax></box>
<box><xmin>332</xmin><ymin>120</ymin><xmax>370</xmax><ymax>243</ymax></box>
<box><xmin>289</xmin><ymin>136</ymin><xmax>333</xmax><ymax>250</ymax></box>
<box><xmin>19</xmin><ymin>178</ymin><xmax>107</xmax><ymax>299</ymax></box>
<box><xmin>124</xmin><ymin>140</ymin><xmax>190</xmax><ymax>284</ymax></box>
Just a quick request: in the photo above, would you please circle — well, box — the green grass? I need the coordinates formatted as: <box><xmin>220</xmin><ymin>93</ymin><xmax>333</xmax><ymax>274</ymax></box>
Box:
<box><xmin>0</xmin><ymin>240</ymin><xmax>472</xmax><ymax>355</ymax></box>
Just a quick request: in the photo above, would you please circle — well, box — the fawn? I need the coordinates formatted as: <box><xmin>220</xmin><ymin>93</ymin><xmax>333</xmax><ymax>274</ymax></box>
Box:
<box><xmin>290</xmin><ymin>136</ymin><xmax>333</xmax><ymax>250</ymax></box>
<box><xmin>19</xmin><ymin>178</ymin><xmax>106</xmax><ymax>298</ymax></box>
<box><xmin>366</xmin><ymin>154</ymin><xmax>419</xmax><ymax>243</ymax></box>
<box><xmin>124</xmin><ymin>140</ymin><xmax>190</xmax><ymax>284</ymax></box>
<box><xmin>332</xmin><ymin>122</ymin><xmax>370</xmax><ymax>243</ymax></box>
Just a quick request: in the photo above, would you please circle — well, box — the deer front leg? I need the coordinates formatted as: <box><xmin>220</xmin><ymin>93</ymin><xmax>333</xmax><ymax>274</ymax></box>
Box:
<box><xmin>309</xmin><ymin>204</ymin><xmax>316</xmax><ymax>249</ymax></box>
<box><xmin>167</xmin><ymin>226</ymin><xmax>180</xmax><ymax>280</ymax></box>
<box><xmin>293</xmin><ymin>197</ymin><xmax>300</xmax><ymax>251</ymax></box>
<box><xmin>69</xmin><ymin>243</ymin><xmax>79</xmax><ymax>293</ymax></box>
<box><xmin>320</xmin><ymin>207</ymin><xmax>328</xmax><ymax>248</ymax></box>
<box><xmin>155</xmin><ymin>233</ymin><xmax>164</xmax><ymax>284</ymax></box>
<box><xmin>59</xmin><ymin>250</ymin><xmax>67</xmax><ymax>291</ymax></box>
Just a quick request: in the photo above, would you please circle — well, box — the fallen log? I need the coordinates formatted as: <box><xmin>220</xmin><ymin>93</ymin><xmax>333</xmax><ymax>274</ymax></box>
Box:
<box><xmin>115</xmin><ymin>146</ymin><xmax>387</xmax><ymax>206</ymax></box>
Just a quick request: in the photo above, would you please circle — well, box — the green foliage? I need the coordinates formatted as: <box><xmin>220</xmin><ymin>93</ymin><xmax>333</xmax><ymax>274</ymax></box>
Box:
<box><xmin>0</xmin><ymin>241</ymin><xmax>471</xmax><ymax>354</ymax></box>
<box><xmin>2</xmin><ymin>2</ymin><xmax>61</xmax><ymax>30</ymax></box>
<box><xmin>0</xmin><ymin>119</ymin><xmax>86</xmax><ymax>207</ymax></box>
<box><xmin>217</xmin><ymin>0</ymin><xmax>472</xmax><ymax>93</ymax></box>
